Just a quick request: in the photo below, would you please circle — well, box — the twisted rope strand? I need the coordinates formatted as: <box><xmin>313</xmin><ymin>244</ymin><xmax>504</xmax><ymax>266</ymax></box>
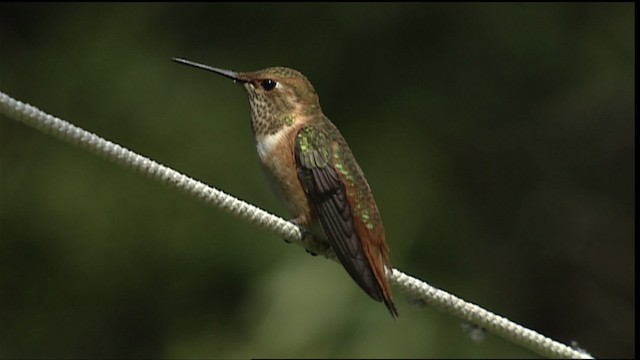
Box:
<box><xmin>0</xmin><ymin>91</ymin><xmax>302</xmax><ymax>244</ymax></box>
<box><xmin>0</xmin><ymin>90</ymin><xmax>593</xmax><ymax>359</ymax></box>
<box><xmin>390</xmin><ymin>269</ymin><xmax>592</xmax><ymax>358</ymax></box>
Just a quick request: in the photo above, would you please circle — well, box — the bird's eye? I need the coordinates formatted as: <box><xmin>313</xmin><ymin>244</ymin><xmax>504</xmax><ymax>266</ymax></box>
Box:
<box><xmin>260</xmin><ymin>79</ymin><xmax>277</xmax><ymax>91</ymax></box>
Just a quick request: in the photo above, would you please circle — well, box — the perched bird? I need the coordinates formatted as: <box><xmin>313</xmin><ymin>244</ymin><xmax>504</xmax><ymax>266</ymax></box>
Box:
<box><xmin>174</xmin><ymin>58</ymin><xmax>398</xmax><ymax>317</ymax></box>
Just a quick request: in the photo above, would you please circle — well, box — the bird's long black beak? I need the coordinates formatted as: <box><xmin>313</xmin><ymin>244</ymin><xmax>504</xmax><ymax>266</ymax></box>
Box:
<box><xmin>172</xmin><ymin>57</ymin><xmax>247</xmax><ymax>83</ymax></box>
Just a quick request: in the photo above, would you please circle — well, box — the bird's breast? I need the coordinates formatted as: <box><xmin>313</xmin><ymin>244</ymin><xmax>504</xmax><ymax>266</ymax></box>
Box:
<box><xmin>255</xmin><ymin>126</ymin><xmax>313</xmax><ymax>225</ymax></box>
<box><xmin>256</xmin><ymin>128</ymin><xmax>289</xmax><ymax>163</ymax></box>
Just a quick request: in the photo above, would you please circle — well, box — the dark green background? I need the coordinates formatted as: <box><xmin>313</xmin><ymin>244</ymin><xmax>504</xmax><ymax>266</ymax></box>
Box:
<box><xmin>0</xmin><ymin>3</ymin><xmax>634</xmax><ymax>358</ymax></box>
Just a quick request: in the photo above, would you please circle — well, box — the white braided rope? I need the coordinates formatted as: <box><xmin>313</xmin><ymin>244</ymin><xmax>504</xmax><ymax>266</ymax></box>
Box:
<box><xmin>0</xmin><ymin>90</ymin><xmax>593</xmax><ymax>359</ymax></box>
<box><xmin>390</xmin><ymin>269</ymin><xmax>592</xmax><ymax>358</ymax></box>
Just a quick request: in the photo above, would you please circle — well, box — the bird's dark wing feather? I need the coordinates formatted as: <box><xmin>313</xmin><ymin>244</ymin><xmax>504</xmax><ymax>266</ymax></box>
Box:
<box><xmin>294</xmin><ymin>125</ymin><xmax>382</xmax><ymax>302</ymax></box>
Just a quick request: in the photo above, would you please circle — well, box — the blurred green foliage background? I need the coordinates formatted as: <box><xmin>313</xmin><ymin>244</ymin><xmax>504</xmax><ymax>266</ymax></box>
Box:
<box><xmin>0</xmin><ymin>3</ymin><xmax>634</xmax><ymax>358</ymax></box>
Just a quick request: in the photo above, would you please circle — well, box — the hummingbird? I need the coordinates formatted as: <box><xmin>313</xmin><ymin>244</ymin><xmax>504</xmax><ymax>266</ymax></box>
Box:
<box><xmin>173</xmin><ymin>58</ymin><xmax>398</xmax><ymax>318</ymax></box>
